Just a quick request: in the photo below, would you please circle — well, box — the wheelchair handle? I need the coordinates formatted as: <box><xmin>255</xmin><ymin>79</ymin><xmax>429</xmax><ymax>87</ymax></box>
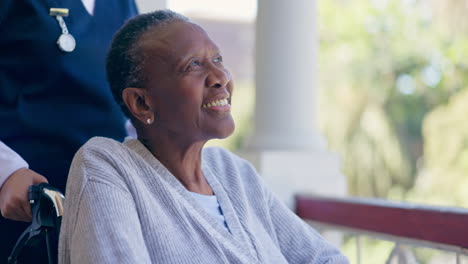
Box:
<box><xmin>8</xmin><ymin>183</ymin><xmax>64</xmax><ymax>264</ymax></box>
<box><xmin>28</xmin><ymin>183</ymin><xmax>65</xmax><ymax>217</ymax></box>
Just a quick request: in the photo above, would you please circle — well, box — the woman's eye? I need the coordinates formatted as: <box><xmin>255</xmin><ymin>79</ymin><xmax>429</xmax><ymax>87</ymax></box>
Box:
<box><xmin>191</xmin><ymin>60</ymin><xmax>202</xmax><ymax>67</ymax></box>
<box><xmin>213</xmin><ymin>56</ymin><xmax>223</xmax><ymax>63</ymax></box>
<box><xmin>186</xmin><ymin>60</ymin><xmax>202</xmax><ymax>71</ymax></box>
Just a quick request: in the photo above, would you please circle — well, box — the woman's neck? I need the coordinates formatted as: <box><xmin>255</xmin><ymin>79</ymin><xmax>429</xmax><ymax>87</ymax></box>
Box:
<box><xmin>138</xmin><ymin>132</ymin><xmax>213</xmax><ymax>195</ymax></box>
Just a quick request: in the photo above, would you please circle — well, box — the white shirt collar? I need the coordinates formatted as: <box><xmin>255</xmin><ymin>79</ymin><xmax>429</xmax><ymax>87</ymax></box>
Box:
<box><xmin>81</xmin><ymin>0</ymin><xmax>95</xmax><ymax>15</ymax></box>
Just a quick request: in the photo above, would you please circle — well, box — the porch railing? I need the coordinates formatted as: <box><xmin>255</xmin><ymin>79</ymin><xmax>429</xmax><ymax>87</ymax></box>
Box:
<box><xmin>295</xmin><ymin>195</ymin><xmax>468</xmax><ymax>263</ymax></box>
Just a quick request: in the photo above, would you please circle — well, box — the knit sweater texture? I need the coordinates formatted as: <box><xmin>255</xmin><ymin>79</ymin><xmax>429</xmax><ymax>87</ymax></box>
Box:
<box><xmin>59</xmin><ymin>137</ymin><xmax>349</xmax><ymax>263</ymax></box>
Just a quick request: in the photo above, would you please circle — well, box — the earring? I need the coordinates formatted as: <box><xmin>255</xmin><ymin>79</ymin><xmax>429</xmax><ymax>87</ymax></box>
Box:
<box><xmin>146</xmin><ymin>118</ymin><xmax>152</xmax><ymax>124</ymax></box>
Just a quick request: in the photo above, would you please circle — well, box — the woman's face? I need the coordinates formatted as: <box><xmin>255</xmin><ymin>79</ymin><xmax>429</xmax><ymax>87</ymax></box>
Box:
<box><xmin>138</xmin><ymin>21</ymin><xmax>235</xmax><ymax>144</ymax></box>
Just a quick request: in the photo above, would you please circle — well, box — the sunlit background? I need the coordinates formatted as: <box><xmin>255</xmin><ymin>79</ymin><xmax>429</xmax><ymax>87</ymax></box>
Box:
<box><xmin>168</xmin><ymin>0</ymin><xmax>256</xmax><ymax>22</ymax></box>
<box><xmin>141</xmin><ymin>0</ymin><xmax>468</xmax><ymax>263</ymax></box>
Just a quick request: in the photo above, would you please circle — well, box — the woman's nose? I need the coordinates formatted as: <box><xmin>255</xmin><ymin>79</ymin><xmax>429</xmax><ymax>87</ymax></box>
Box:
<box><xmin>206</xmin><ymin>65</ymin><xmax>231</xmax><ymax>88</ymax></box>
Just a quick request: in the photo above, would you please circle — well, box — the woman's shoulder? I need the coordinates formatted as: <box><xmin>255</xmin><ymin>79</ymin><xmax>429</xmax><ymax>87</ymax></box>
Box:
<box><xmin>80</xmin><ymin>136</ymin><xmax>124</xmax><ymax>154</ymax></box>
<box><xmin>69</xmin><ymin>137</ymin><xmax>132</xmax><ymax>184</ymax></box>
<box><xmin>75</xmin><ymin>136</ymin><xmax>135</xmax><ymax>164</ymax></box>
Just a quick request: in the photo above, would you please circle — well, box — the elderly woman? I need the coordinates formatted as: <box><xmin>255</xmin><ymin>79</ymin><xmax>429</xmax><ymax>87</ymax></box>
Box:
<box><xmin>58</xmin><ymin>10</ymin><xmax>348</xmax><ymax>264</ymax></box>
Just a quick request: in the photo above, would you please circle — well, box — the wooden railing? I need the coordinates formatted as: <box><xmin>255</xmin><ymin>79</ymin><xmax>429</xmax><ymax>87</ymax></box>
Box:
<box><xmin>295</xmin><ymin>195</ymin><xmax>468</xmax><ymax>263</ymax></box>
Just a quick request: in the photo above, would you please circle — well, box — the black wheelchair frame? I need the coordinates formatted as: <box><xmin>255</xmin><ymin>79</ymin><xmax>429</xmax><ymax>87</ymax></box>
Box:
<box><xmin>8</xmin><ymin>183</ymin><xmax>64</xmax><ymax>264</ymax></box>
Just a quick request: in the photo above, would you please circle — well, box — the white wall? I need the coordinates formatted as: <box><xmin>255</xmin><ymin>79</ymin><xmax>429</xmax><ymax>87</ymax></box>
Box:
<box><xmin>135</xmin><ymin>0</ymin><xmax>167</xmax><ymax>13</ymax></box>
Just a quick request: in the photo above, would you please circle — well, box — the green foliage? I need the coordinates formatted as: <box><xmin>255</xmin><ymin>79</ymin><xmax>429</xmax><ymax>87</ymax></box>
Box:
<box><xmin>318</xmin><ymin>0</ymin><xmax>468</xmax><ymax>261</ymax></box>
<box><xmin>318</xmin><ymin>0</ymin><xmax>468</xmax><ymax>199</ymax></box>
<box><xmin>407</xmin><ymin>89</ymin><xmax>468</xmax><ymax>207</ymax></box>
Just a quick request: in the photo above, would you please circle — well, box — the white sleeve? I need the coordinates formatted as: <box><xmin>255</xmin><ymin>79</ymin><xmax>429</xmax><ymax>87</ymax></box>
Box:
<box><xmin>0</xmin><ymin>141</ymin><xmax>29</xmax><ymax>188</ymax></box>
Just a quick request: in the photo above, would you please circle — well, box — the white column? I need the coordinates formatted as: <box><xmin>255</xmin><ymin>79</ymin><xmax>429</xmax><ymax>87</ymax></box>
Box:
<box><xmin>242</xmin><ymin>0</ymin><xmax>346</xmax><ymax>208</ymax></box>
<box><xmin>135</xmin><ymin>0</ymin><xmax>166</xmax><ymax>13</ymax></box>
<box><xmin>251</xmin><ymin>0</ymin><xmax>324</xmax><ymax>150</ymax></box>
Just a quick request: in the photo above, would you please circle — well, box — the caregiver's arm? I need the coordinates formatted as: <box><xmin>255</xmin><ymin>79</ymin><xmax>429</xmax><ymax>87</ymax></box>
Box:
<box><xmin>0</xmin><ymin>141</ymin><xmax>47</xmax><ymax>221</ymax></box>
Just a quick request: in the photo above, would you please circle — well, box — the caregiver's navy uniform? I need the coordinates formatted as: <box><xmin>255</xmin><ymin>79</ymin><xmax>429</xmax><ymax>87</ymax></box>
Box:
<box><xmin>0</xmin><ymin>0</ymin><xmax>137</xmax><ymax>261</ymax></box>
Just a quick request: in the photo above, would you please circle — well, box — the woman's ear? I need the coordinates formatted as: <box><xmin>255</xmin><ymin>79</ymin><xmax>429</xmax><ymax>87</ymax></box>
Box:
<box><xmin>122</xmin><ymin>88</ymin><xmax>154</xmax><ymax>125</ymax></box>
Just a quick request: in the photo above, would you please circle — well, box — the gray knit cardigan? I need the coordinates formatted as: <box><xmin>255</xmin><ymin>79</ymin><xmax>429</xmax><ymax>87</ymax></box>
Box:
<box><xmin>58</xmin><ymin>137</ymin><xmax>349</xmax><ymax>263</ymax></box>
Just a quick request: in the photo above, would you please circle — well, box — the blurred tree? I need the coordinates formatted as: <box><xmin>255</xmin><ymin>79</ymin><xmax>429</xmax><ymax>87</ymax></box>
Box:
<box><xmin>318</xmin><ymin>0</ymin><xmax>468</xmax><ymax>199</ymax></box>
<box><xmin>318</xmin><ymin>0</ymin><xmax>468</xmax><ymax>262</ymax></box>
<box><xmin>431</xmin><ymin>0</ymin><xmax>468</xmax><ymax>35</ymax></box>
<box><xmin>407</xmin><ymin>89</ymin><xmax>468</xmax><ymax>207</ymax></box>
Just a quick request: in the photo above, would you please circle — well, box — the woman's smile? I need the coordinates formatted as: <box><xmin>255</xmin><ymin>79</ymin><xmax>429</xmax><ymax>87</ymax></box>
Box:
<box><xmin>202</xmin><ymin>92</ymin><xmax>231</xmax><ymax>112</ymax></box>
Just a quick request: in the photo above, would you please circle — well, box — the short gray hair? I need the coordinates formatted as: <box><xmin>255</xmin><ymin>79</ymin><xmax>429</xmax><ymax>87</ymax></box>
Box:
<box><xmin>106</xmin><ymin>10</ymin><xmax>189</xmax><ymax>118</ymax></box>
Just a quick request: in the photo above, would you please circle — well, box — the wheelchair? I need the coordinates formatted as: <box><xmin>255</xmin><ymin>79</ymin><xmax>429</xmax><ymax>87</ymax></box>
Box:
<box><xmin>8</xmin><ymin>183</ymin><xmax>64</xmax><ymax>264</ymax></box>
